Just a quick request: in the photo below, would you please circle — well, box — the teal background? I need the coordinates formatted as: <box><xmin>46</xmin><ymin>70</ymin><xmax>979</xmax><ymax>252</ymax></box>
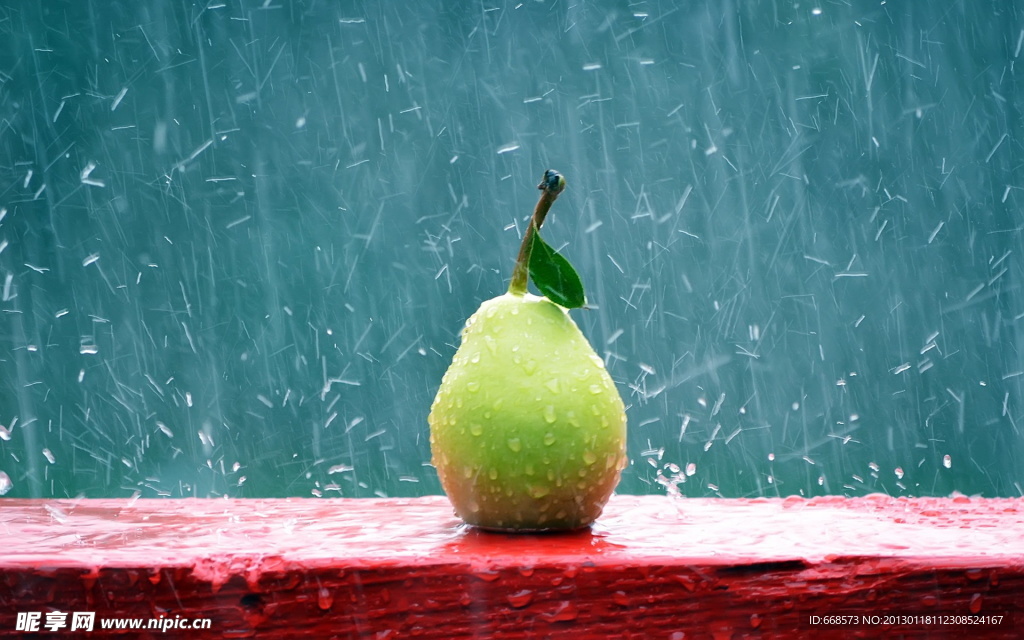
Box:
<box><xmin>1</xmin><ymin>1</ymin><xmax>1022</xmax><ymax>499</ymax></box>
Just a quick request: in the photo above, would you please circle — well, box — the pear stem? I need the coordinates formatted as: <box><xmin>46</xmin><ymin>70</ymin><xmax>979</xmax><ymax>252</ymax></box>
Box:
<box><xmin>508</xmin><ymin>170</ymin><xmax>566</xmax><ymax>296</ymax></box>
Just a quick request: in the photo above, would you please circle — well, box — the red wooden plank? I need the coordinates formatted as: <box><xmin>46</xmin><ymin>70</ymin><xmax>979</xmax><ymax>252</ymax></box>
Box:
<box><xmin>1</xmin><ymin>495</ymin><xmax>1022</xmax><ymax>638</ymax></box>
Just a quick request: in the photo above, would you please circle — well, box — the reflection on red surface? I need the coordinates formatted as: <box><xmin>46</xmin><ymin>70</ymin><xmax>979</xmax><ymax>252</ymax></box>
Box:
<box><xmin>441</xmin><ymin>521</ymin><xmax>626</xmax><ymax>558</ymax></box>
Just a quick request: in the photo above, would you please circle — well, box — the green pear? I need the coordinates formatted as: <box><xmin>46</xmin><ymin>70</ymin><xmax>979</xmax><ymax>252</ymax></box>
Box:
<box><xmin>429</xmin><ymin>292</ymin><xmax>627</xmax><ymax>531</ymax></box>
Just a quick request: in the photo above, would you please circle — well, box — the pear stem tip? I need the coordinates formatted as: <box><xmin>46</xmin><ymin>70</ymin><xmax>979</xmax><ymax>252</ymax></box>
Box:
<box><xmin>509</xmin><ymin>170</ymin><xmax>566</xmax><ymax>295</ymax></box>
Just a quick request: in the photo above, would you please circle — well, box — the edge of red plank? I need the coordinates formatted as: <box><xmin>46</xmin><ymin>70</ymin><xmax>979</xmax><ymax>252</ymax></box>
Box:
<box><xmin>2</xmin><ymin>494</ymin><xmax>1023</xmax><ymax>638</ymax></box>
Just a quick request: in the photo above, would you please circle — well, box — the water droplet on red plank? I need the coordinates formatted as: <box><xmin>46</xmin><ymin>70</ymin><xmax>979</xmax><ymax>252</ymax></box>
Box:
<box><xmin>506</xmin><ymin>589</ymin><xmax>533</xmax><ymax>609</ymax></box>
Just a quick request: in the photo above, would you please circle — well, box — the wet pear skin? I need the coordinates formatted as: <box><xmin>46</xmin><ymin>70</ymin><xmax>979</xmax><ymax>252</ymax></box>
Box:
<box><xmin>429</xmin><ymin>292</ymin><xmax>628</xmax><ymax>531</ymax></box>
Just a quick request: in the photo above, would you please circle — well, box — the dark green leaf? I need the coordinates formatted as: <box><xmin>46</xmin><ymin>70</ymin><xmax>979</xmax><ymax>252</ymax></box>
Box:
<box><xmin>529</xmin><ymin>231</ymin><xmax>586</xmax><ymax>308</ymax></box>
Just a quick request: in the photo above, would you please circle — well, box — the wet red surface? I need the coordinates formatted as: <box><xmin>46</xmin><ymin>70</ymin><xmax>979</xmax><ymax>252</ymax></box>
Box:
<box><xmin>1</xmin><ymin>495</ymin><xmax>1022</xmax><ymax>638</ymax></box>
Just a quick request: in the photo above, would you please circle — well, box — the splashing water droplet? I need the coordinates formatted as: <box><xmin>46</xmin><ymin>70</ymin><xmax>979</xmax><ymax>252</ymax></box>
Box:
<box><xmin>943</xmin><ymin>454</ymin><xmax>952</xmax><ymax>469</ymax></box>
<box><xmin>466</xmin><ymin>381</ymin><xmax>480</xmax><ymax>392</ymax></box>
<box><xmin>582</xmin><ymin>451</ymin><xmax>597</xmax><ymax>466</ymax></box>
<box><xmin>543</xmin><ymin>405</ymin><xmax>556</xmax><ymax>424</ymax></box>
<box><xmin>470</xmin><ymin>423</ymin><xmax>483</xmax><ymax>436</ymax></box>
<box><xmin>543</xmin><ymin>432</ymin><xmax>556</xmax><ymax>446</ymax></box>
<box><xmin>588</xmin><ymin>384</ymin><xmax>602</xmax><ymax>395</ymax></box>
<box><xmin>507</xmin><ymin>438</ymin><xmax>522</xmax><ymax>453</ymax></box>
<box><xmin>545</xmin><ymin>378</ymin><xmax>560</xmax><ymax>394</ymax></box>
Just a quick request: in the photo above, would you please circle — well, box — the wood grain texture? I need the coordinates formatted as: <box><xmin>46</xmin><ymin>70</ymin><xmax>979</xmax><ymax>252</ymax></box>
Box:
<box><xmin>1</xmin><ymin>495</ymin><xmax>1022</xmax><ymax>638</ymax></box>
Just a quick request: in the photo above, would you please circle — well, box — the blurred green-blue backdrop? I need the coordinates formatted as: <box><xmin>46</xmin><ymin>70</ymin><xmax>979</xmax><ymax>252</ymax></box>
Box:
<box><xmin>1</xmin><ymin>0</ymin><xmax>1022</xmax><ymax>499</ymax></box>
